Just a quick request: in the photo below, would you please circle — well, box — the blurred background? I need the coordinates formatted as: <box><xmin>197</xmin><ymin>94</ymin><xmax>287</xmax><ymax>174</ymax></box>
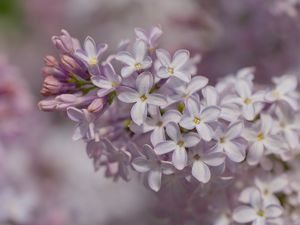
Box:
<box><xmin>0</xmin><ymin>0</ymin><xmax>300</xmax><ymax>224</ymax></box>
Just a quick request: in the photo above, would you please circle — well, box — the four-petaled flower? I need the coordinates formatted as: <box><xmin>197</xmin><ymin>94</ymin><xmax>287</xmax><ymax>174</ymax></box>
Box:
<box><xmin>91</xmin><ymin>63</ymin><xmax>122</xmax><ymax>97</ymax></box>
<box><xmin>132</xmin><ymin>145</ymin><xmax>174</xmax><ymax>192</ymax></box>
<box><xmin>117</xmin><ymin>72</ymin><xmax>167</xmax><ymax>125</ymax></box>
<box><xmin>180</xmin><ymin>96</ymin><xmax>221</xmax><ymax>141</ymax></box>
<box><xmin>156</xmin><ymin>49</ymin><xmax>191</xmax><ymax>83</ymax></box>
<box><xmin>134</xmin><ymin>26</ymin><xmax>163</xmax><ymax>52</ymax></box>
<box><xmin>154</xmin><ymin>122</ymin><xmax>200</xmax><ymax>170</ymax></box>
<box><xmin>115</xmin><ymin>40</ymin><xmax>152</xmax><ymax>78</ymax></box>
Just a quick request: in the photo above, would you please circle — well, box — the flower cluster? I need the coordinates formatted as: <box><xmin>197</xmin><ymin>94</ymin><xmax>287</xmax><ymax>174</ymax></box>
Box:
<box><xmin>39</xmin><ymin>27</ymin><xmax>300</xmax><ymax>225</ymax></box>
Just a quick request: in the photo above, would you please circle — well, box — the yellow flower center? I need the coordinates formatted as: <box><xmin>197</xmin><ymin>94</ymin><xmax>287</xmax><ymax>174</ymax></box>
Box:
<box><xmin>88</xmin><ymin>57</ymin><xmax>98</xmax><ymax>65</ymax></box>
<box><xmin>193</xmin><ymin>154</ymin><xmax>201</xmax><ymax>161</ymax></box>
<box><xmin>220</xmin><ymin>137</ymin><xmax>226</xmax><ymax>144</ymax></box>
<box><xmin>167</xmin><ymin>67</ymin><xmax>174</xmax><ymax>75</ymax></box>
<box><xmin>140</xmin><ymin>94</ymin><xmax>147</xmax><ymax>102</ymax></box>
<box><xmin>257</xmin><ymin>210</ymin><xmax>265</xmax><ymax>217</ymax></box>
<box><xmin>177</xmin><ymin>140</ymin><xmax>185</xmax><ymax>147</ymax></box>
<box><xmin>193</xmin><ymin>117</ymin><xmax>201</xmax><ymax>125</ymax></box>
<box><xmin>111</xmin><ymin>81</ymin><xmax>118</xmax><ymax>87</ymax></box>
<box><xmin>272</xmin><ymin>90</ymin><xmax>280</xmax><ymax>98</ymax></box>
<box><xmin>244</xmin><ymin>98</ymin><xmax>252</xmax><ymax>105</ymax></box>
<box><xmin>157</xmin><ymin>121</ymin><xmax>163</xmax><ymax>127</ymax></box>
<box><xmin>257</xmin><ymin>132</ymin><xmax>264</xmax><ymax>141</ymax></box>
<box><xmin>135</xmin><ymin>63</ymin><xmax>142</xmax><ymax>70</ymax></box>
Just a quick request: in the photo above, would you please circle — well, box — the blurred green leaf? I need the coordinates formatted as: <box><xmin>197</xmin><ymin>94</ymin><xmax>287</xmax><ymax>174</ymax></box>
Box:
<box><xmin>0</xmin><ymin>0</ymin><xmax>24</xmax><ymax>28</ymax></box>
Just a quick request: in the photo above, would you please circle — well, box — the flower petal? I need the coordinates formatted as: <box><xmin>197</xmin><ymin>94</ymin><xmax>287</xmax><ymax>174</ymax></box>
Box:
<box><xmin>136</xmin><ymin>72</ymin><xmax>153</xmax><ymax>95</ymax></box>
<box><xmin>232</xmin><ymin>206</ymin><xmax>257</xmax><ymax>223</ymax></box>
<box><xmin>148</xmin><ymin>94</ymin><xmax>167</xmax><ymax>106</ymax></box>
<box><xmin>186</xmin><ymin>97</ymin><xmax>200</xmax><ymax>116</ymax></box>
<box><xmin>121</xmin><ymin>66</ymin><xmax>136</xmax><ymax>78</ymax></box>
<box><xmin>117</xmin><ymin>86</ymin><xmax>139</xmax><ymax>103</ymax></box>
<box><xmin>148</xmin><ymin>170</ymin><xmax>162</xmax><ymax>192</ymax></box>
<box><xmin>154</xmin><ymin>141</ymin><xmax>176</xmax><ymax>155</ymax></box>
<box><xmin>192</xmin><ymin>160</ymin><xmax>211</xmax><ymax>183</ymax></box>
<box><xmin>202</xmin><ymin>86</ymin><xmax>218</xmax><ymax>106</ymax></box>
<box><xmin>247</xmin><ymin>142</ymin><xmax>264</xmax><ymax>166</ymax></box>
<box><xmin>67</xmin><ymin>107</ymin><xmax>83</xmax><ymax>122</ymax></box>
<box><xmin>132</xmin><ymin>157</ymin><xmax>151</xmax><ymax>172</ymax></box>
<box><xmin>91</xmin><ymin>76</ymin><xmax>112</xmax><ymax>89</ymax></box>
<box><xmin>172</xmin><ymin>49</ymin><xmax>189</xmax><ymax>69</ymax></box>
<box><xmin>187</xmin><ymin>76</ymin><xmax>208</xmax><ymax>95</ymax></box>
<box><xmin>172</xmin><ymin>147</ymin><xmax>187</xmax><ymax>170</ymax></box>
<box><xmin>163</xmin><ymin>109</ymin><xmax>182</xmax><ymax>124</ymax></box>
<box><xmin>133</xmin><ymin>40</ymin><xmax>147</xmax><ymax>62</ymax></box>
<box><xmin>224</xmin><ymin>142</ymin><xmax>245</xmax><ymax>162</ymax></box>
<box><xmin>150</xmin><ymin>127</ymin><xmax>166</xmax><ymax>146</ymax></box>
<box><xmin>166</xmin><ymin>123</ymin><xmax>182</xmax><ymax>142</ymax></box>
<box><xmin>116</xmin><ymin>51</ymin><xmax>135</xmax><ymax>66</ymax></box>
<box><xmin>265</xmin><ymin>205</ymin><xmax>283</xmax><ymax>218</ymax></box>
<box><xmin>201</xmin><ymin>106</ymin><xmax>221</xmax><ymax>122</ymax></box>
<box><xmin>196</xmin><ymin>123</ymin><xmax>213</xmax><ymax>141</ymax></box>
<box><xmin>84</xmin><ymin>36</ymin><xmax>97</xmax><ymax>56</ymax></box>
<box><xmin>226</xmin><ymin>121</ymin><xmax>243</xmax><ymax>140</ymax></box>
<box><xmin>183</xmin><ymin>132</ymin><xmax>200</xmax><ymax>147</ymax></box>
<box><xmin>236</xmin><ymin>80</ymin><xmax>252</xmax><ymax>98</ymax></box>
<box><xmin>156</xmin><ymin>48</ymin><xmax>171</xmax><ymax>67</ymax></box>
<box><xmin>202</xmin><ymin>152</ymin><xmax>225</xmax><ymax>166</ymax></box>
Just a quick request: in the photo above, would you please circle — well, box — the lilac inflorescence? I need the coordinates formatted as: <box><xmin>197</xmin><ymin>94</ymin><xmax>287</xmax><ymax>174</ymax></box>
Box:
<box><xmin>39</xmin><ymin>27</ymin><xmax>300</xmax><ymax>225</ymax></box>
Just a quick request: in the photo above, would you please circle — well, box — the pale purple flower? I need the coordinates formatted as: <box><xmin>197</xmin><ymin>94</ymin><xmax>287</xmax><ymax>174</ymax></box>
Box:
<box><xmin>224</xmin><ymin>79</ymin><xmax>265</xmax><ymax>120</ymax></box>
<box><xmin>117</xmin><ymin>72</ymin><xmax>167</xmax><ymax>125</ymax></box>
<box><xmin>75</xmin><ymin>36</ymin><xmax>107</xmax><ymax>69</ymax></box>
<box><xmin>265</xmin><ymin>75</ymin><xmax>298</xmax><ymax>110</ymax></box>
<box><xmin>233</xmin><ymin>190</ymin><xmax>283</xmax><ymax>225</ymax></box>
<box><xmin>156</xmin><ymin>49</ymin><xmax>191</xmax><ymax>83</ymax></box>
<box><xmin>167</xmin><ymin>75</ymin><xmax>208</xmax><ymax>104</ymax></box>
<box><xmin>180</xmin><ymin>96</ymin><xmax>221</xmax><ymax>141</ymax></box>
<box><xmin>243</xmin><ymin>114</ymin><xmax>283</xmax><ymax>166</ymax></box>
<box><xmin>189</xmin><ymin>146</ymin><xmax>224</xmax><ymax>183</ymax></box>
<box><xmin>212</xmin><ymin>121</ymin><xmax>246</xmax><ymax>163</ymax></box>
<box><xmin>143</xmin><ymin>106</ymin><xmax>182</xmax><ymax>146</ymax></box>
<box><xmin>134</xmin><ymin>26</ymin><xmax>163</xmax><ymax>51</ymax></box>
<box><xmin>51</xmin><ymin>29</ymin><xmax>80</xmax><ymax>54</ymax></box>
<box><xmin>115</xmin><ymin>40</ymin><xmax>152</xmax><ymax>78</ymax></box>
<box><xmin>67</xmin><ymin>107</ymin><xmax>97</xmax><ymax>141</ymax></box>
<box><xmin>91</xmin><ymin>63</ymin><xmax>122</xmax><ymax>97</ymax></box>
<box><xmin>154</xmin><ymin>122</ymin><xmax>200</xmax><ymax>170</ymax></box>
<box><xmin>132</xmin><ymin>144</ymin><xmax>174</xmax><ymax>192</ymax></box>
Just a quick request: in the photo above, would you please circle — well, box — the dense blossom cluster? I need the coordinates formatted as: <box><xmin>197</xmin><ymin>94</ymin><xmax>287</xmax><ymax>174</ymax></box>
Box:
<box><xmin>39</xmin><ymin>27</ymin><xmax>300</xmax><ymax>225</ymax></box>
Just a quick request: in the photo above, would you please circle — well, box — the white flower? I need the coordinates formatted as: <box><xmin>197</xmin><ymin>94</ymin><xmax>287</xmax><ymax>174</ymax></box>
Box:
<box><xmin>132</xmin><ymin>144</ymin><xmax>174</xmax><ymax>192</ymax></box>
<box><xmin>117</xmin><ymin>72</ymin><xmax>166</xmax><ymax>125</ymax></box>
<box><xmin>154</xmin><ymin>122</ymin><xmax>200</xmax><ymax>170</ymax></box>
<box><xmin>134</xmin><ymin>26</ymin><xmax>163</xmax><ymax>51</ymax></box>
<box><xmin>156</xmin><ymin>48</ymin><xmax>191</xmax><ymax>82</ymax></box>
<box><xmin>189</xmin><ymin>147</ymin><xmax>224</xmax><ymax>183</ymax></box>
<box><xmin>243</xmin><ymin>114</ymin><xmax>283</xmax><ymax>166</ymax></box>
<box><xmin>115</xmin><ymin>40</ymin><xmax>152</xmax><ymax>78</ymax></box>
<box><xmin>144</xmin><ymin>106</ymin><xmax>182</xmax><ymax>146</ymax></box>
<box><xmin>265</xmin><ymin>75</ymin><xmax>298</xmax><ymax>110</ymax></box>
<box><xmin>180</xmin><ymin>96</ymin><xmax>221</xmax><ymax>141</ymax></box>
<box><xmin>91</xmin><ymin>63</ymin><xmax>122</xmax><ymax>97</ymax></box>
<box><xmin>224</xmin><ymin>79</ymin><xmax>264</xmax><ymax>120</ymax></box>
<box><xmin>233</xmin><ymin>190</ymin><xmax>283</xmax><ymax>225</ymax></box>
<box><xmin>212</xmin><ymin>121</ymin><xmax>246</xmax><ymax>163</ymax></box>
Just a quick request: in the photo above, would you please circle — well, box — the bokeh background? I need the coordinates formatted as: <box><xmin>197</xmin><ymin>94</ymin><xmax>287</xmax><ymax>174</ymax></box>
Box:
<box><xmin>0</xmin><ymin>0</ymin><xmax>300</xmax><ymax>224</ymax></box>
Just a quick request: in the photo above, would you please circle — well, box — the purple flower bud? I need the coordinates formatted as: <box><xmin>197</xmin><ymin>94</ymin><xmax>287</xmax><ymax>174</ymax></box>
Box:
<box><xmin>51</xmin><ymin>29</ymin><xmax>76</xmax><ymax>54</ymax></box>
<box><xmin>43</xmin><ymin>55</ymin><xmax>58</xmax><ymax>67</ymax></box>
<box><xmin>38</xmin><ymin>98</ymin><xmax>57</xmax><ymax>111</ymax></box>
<box><xmin>60</xmin><ymin>55</ymin><xmax>80</xmax><ymax>72</ymax></box>
<box><xmin>87</xmin><ymin>98</ymin><xmax>108</xmax><ymax>113</ymax></box>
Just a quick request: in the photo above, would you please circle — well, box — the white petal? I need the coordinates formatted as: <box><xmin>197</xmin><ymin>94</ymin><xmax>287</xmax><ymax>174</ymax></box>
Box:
<box><xmin>247</xmin><ymin>142</ymin><xmax>264</xmax><ymax>166</ymax></box>
<box><xmin>250</xmin><ymin>190</ymin><xmax>263</xmax><ymax>209</ymax></box>
<box><xmin>150</xmin><ymin>127</ymin><xmax>165</xmax><ymax>146</ymax></box>
<box><xmin>270</xmin><ymin>176</ymin><xmax>288</xmax><ymax>193</ymax></box>
<box><xmin>202</xmin><ymin>152</ymin><xmax>225</xmax><ymax>166</ymax></box>
<box><xmin>91</xmin><ymin>76</ymin><xmax>112</xmax><ymax>89</ymax></box>
<box><xmin>115</xmin><ymin>51</ymin><xmax>135</xmax><ymax>65</ymax></box>
<box><xmin>117</xmin><ymin>86</ymin><xmax>139</xmax><ymax>103</ymax></box>
<box><xmin>132</xmin><ymin>157</ymin><xmax>151</xmax><ymax>172</ymax></box>
<box><xmin>157</xmin><ymin>67</ymin><xmax>169</xmax><ymax>79</ymax></box>
<box><xmin>172</xmin><ymin>49</ymin><xmax>189</xmax><ymax>69</ymax></box>
<box><xmin>174</xmin><ymin>70</ymin><xmax>191</xmax><ymax>83</ymax></box>
<box><xmin>161</xmin><ymin>162</ymin><xmax>175</xmax><ymax>175</ymax></box>
<box><xmin>242</xmin><ymin>104</ymin><xmax>256</xmax><ymax>120</ymax></box>
<box><xmin>261</xmin><ymin>114</ymin><xmax>273</xmax><ymax>134</ymax></box>
<box><xmin>172</xmin><ymin>147</ymin><xmax>187</xmax><ymax>170</ymax></box>
<box><xmin>201</xmin><ymin>106</ymin><xmax>221</xmax><ymax>122</ymax></box>
<box><xmin>281</xmin><ymin>95</ymin><xmax>298</xmax><ymax>110</ymax></box>
<box><xmin>202</xmin><ymin>85</ymin><xmax>218</xmax><ymax>106</ymax></box>
<box><xmin>141</xmin><ymin>56</ymin><xmax>152</xmax><ymax>69</ymax></box>
<box><xmin>284</xmin><ymin>129</ymin><xmax>299</xmax><ymax>149</ymax></box>
<box><xmin>180</xmin><ymin>116</ymin><xmax>195</xmax><ymax>130</ymax></box>
<box><xmin>232</xmin><ymin>206</ymin><xmax>257</xmax><ymax>223</ymax></box>
<box><xmin>183</xmin><ymin>132</ymin><xmax>200</xmax><ymax>147</ymax></box>
<box><xmin>163</xmin><ymin>109</ymin><xmax>182</xmax><ymax>124</ymax></box>
<box><xmin>134</xmin><ymin>28</ymin><xmax>148</xmax><ymax>42</ymax></box>
<box><xmin>239</xmin><ymin>187</ymin><xmax>258</xmax><ymax>204</ymax></box>
<box><xmin>75</xmin><ymin>50</ymin><xmax>89</xmax><ymax>63</ymax></box>
<box><xmin>196</xmin><ymin>124</ymin><xmax>213</xmax><ymax>141</ymax></box>
<box><xmin>224</xmin><ymin>142</ymin><xmax>245</xmax><ymax>162</ymax></box>
<box><xmin>166</xmin><ymin>123</ymin><xmax>182</xmax><ymax>142</ymax></box>
<box><xmin>186</xmin><ymin>97</ymin><xmax>200</xmax><ymax>116</ymax></box>
<box><xmin>253</xmin><ymin>217</ymin><xmax>266</xmax><ymax>225</ymax></box>
<box><xmin>121</xmin><ymin>66</ymin><xmax>135</xmax><ymax>78</ymax></box>
<box><xmin>148</xmin><ymin>170</ymin><xmax>162</xmax><ymax>192</ymax></box>
<box><xmin>265</xmin><ymin>205</ymin><xmax>283</xmax><ymax>218</ymax></box>
<box><xmin>131</xmin><ymin>101</ymin><xmax>147</xmax><ymax>125</ymax></box>
<box><xmin>133</xmin><ymin>40</ymin><xmax>147</xmax><ymax>62</ymax></box>
<box><xmin>156</xmin><ymin>48</ymin><xmax>171</xmax><ymax>67</ymax></box>
<box><xmin>136</xmin><ymin>72</ymin><xmax>153</xmax><ymax>95</ymax></box>
<box><xmin>154</xmin><ymin>141</ymin><xmax>176</xmax><ymax>155</ymax></box>
<box><xmin>236</xmin><ymin>80</ymin><xmax>252</xmax><ymax>98</ymax></box>
<box><xmin>97</xmin><ymin>88</ymin><xmax>113</xmax><ymax>97</ymax></box>
<box><xmin>67</xmin><ymin>107</ymin><xmax>83</xmax><ymax>122</ymax></box>
<box><xmin>84</xmin><ymin>36</ymin><xmax>97</xmax><ymax>56</ymax></box>
<box><xmin>187</xmin><ymin>76</ymin><xmax>208</xmax><ymax>95</ymax></box>
<box><xmin>192</xmin><ymin>160</ymin><xmax>211</xmax><ymax>183</ymax></box>
<box><xmin>226</xmin><ymin>121</ymin><xmax>244</xmax><ymax>140</ymax></box>
<box><xmin>148</xmin><ymin>94</ymin><xmax>167</xmax><ymax>106</ymax></box>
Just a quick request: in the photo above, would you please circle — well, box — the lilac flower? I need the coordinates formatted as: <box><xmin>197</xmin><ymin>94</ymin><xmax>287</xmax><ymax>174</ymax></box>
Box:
<box><xmin>224</xmin><ymin>79</ymin><xmax>264</xmax><ymax>120</ymax></box>
<box><xmin>67</xmin><ymin>107</ymin><xmax>97</xmax><ymax>141</ymax></box>
<box><xmin>91</xmin><ymin>63</ymin><xmax>122</xmax><ymax>97</ymax></box>
<box><xmin>134</xmin><ymin>26</ymin><xmax>163</xmax><ymax>51</ymax></box>
<box><xmin>51</xmin><ymin>29</ymin><xmax>80</xmax><ymax>54</ymax></box>
<box><xmin>115</xmin><ymin>40</ymin><xmax>152</xmax><ymax>78</ymax></box>
<box><xmin>189</xmin><ymin>147</ymin><xmax>224</xmax><ymax>183</ymax></box>
<box><xmin>117</xmin><ymin>72</ymin><xmax>167</xmax><ymax>125</ymax></box>
<box><xmin>233</xmin><ymin>190</ymin><xmax>283</xmax><ymax>225</ymax></box>
<box><xmin>75</xmin><ymin>36</ymin><xmax>107</xmax><ymax>70</ymax></box>
<box><xmin>243</xmin><ymin>114</ymin><xmax>283</xmax><ymax>166</ymax></box>
<box><xmin>180</xmin><ymin>96</ymin><xmax>221</xmax><ymax>141</ymax></box>
<box><xmin>212</xmin><ymin>121</ymin><xmax>246</xmax><ymax>163</ymax></box>
<box><xmin>156</xmin><ymin>48</ymin><xmax>191</xmax><ymax>82</ymax></box>
<box><xmin>167</xmin><ymin>75</ymin><xmax>208</xmax><ymax>104</ymax></box>
<box><xmin>154</xmin><ymin>122</ymin><xmax>200</xmax><ymax>170</ymax></box>
<box><xmin>143</xmin><ymin>106</ymin><xmax>182</xmax><ymax>146</ymax></box>
<box><xmin>265</xmin><ymin>75</ymin><xmax>298</xmax><ymax>110</ymax></box>
<box><xmin>132</xmin><ymin>145</ymin><xmax>174</xmax><ymax>192</ymax></box>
